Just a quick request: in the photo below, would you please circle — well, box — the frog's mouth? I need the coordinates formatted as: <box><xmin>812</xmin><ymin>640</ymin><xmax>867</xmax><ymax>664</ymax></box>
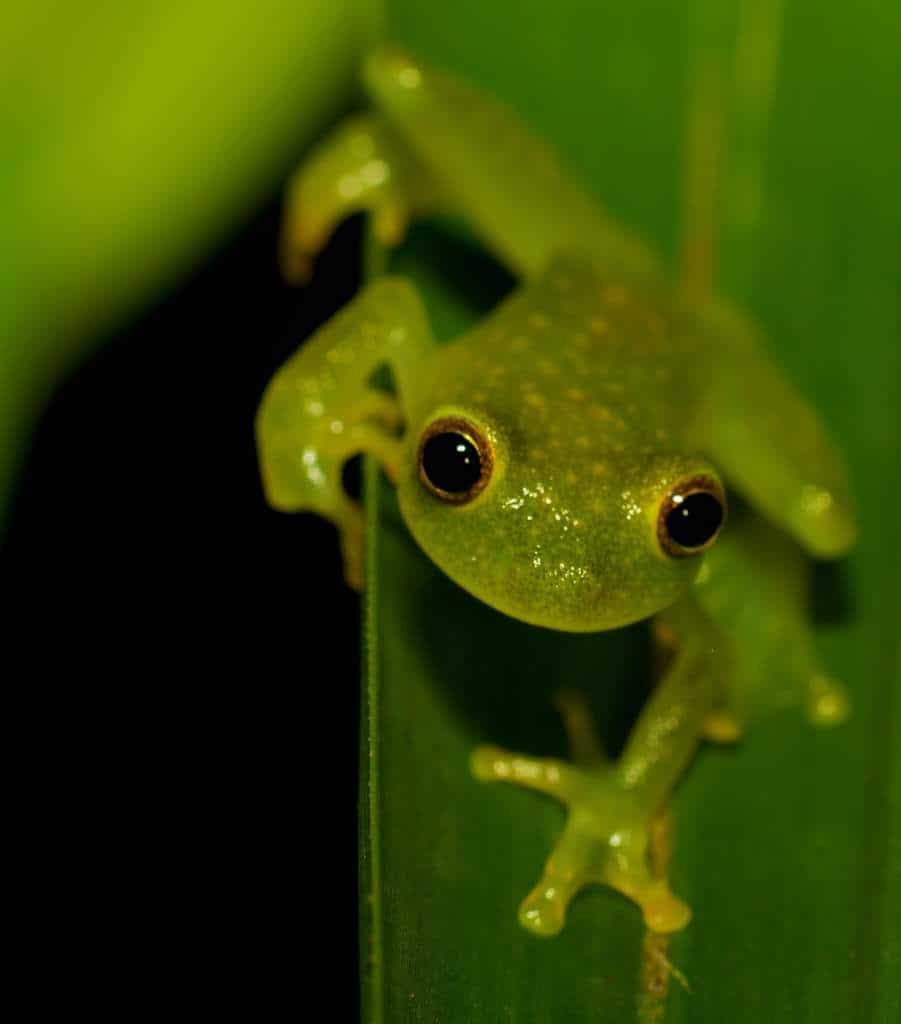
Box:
<box><xmin>423</xmin><ymin>549</ymin><xmax>693</xmax><ymax>635</ymax></box>
<box><xmin>397</xmin><ymin>467</ymin><xmax>700</xmax><ymax>634</ymax></box>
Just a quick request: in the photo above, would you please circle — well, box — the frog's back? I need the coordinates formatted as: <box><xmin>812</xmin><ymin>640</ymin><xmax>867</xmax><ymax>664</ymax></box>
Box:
<box><xmin>419</xmin><ymin>252</ymin><xmax>709</xmax><ymax>457</ymax></box>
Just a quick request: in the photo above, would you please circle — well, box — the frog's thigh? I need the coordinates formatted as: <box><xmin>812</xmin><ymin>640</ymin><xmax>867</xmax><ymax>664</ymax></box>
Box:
<box><xmin>703</xmin><ymin>302</ymin><xmax>857</xmax><ymax>559</ymax></box>
<box><xmin>280</xmin><ymin>112</ymin><xmax>446</xmax><ymax>282</ymax></box>
<box><xmin>694</xmin><ymin>518</ymin><xmax>851</xmax><ymax>729</ymax></box>
<box><xmin>255</xmin><ymin>276</ymin><xmax>434</xmax><ymax>588</ymax></box>
<box><xmin>652</xmin><ymin>619</ymin><xmax>741</xmax><ymax>742</ymax></box>
<box><xmin>362</xmin><ymin>46</ymin><xmax>658</xmax><ymax>281</ymax></box>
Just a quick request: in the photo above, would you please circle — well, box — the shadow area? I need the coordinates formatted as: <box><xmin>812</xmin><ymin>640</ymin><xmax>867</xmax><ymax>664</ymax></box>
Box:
<box><xmin>811</xmin><ymin>558</ymin><xmax>856</xmax><ymax>626</ymax></box>
<box><xmin>379</xmin><ymin>488</ymin><xmax>652</xmax><ymax>762</ymax></box>
<box><xmin>388</xmin><ymin>218</ymin><xmax>517</xmax><ymax>341</ymax></box>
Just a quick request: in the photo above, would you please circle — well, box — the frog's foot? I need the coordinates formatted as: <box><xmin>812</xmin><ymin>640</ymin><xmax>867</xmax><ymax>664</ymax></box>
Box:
<box><xmin>471</xmin><ymin>745</ymin><xmax>691</xmax><ymax>937</ymax></box>
<box><xmin>279</xmin><ymin>113</ymin><xmax>441</xmax><ymax>283</ymax></box>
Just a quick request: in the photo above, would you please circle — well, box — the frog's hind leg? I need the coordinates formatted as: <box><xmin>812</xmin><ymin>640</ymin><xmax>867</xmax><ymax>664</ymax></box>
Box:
<box><xmin>472</xmin><ymin>602</ymin><xmax>720</xmax><ymax>937</ymax></box>
<box><xmin>279</xmin><ymin>113</ymin><xmax>447</xmax><ymax>283</ymax></box>
<box><xmin>672</xmin><ymin>0</ymin><xmax>855</xmax><ymax>559</ymax></box>
<box><xmin>362</xmin><ymin>47</ymin><xmax>659</xmax><ymax>281</ymax></box>
<box><xmin>694</xmin><ymin>511</ymin><xmax>851</xmax><ymax>731</ymax></box>
<box><xmin>552</xmin><ymin>689</ymin><xmax>609</xmax><ymax>769</ymax></box>
<box><xmin>283</xmin><ymin>47</ymin><xmax>660</xmax><ymax>284</ymax></box>
<box><xmin>700</xmin><ymin>304</ymin><xmax>859</xmax><ymax>560</ymax></box>
<box><xmin>672</xmin><ymin>5</ymin><xmax>855</xmax><ymax>560</ymax></box>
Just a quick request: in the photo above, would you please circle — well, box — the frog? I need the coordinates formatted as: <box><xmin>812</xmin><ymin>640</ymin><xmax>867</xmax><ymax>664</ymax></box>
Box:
<box><xmin>256</xmin><ymin>45</ymin><xmax>857</xmax><ymax>938</ymax></box>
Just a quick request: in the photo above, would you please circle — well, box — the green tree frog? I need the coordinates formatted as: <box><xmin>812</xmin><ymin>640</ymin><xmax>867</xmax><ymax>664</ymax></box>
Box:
<box><xmin>256</xmin><ymin>46</ymin><xmax>857</xmax><ymax>937</ymax></box>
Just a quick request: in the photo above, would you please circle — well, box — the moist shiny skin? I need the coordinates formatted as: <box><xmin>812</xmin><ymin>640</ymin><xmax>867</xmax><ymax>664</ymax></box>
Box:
<box><xmin>398</xmin><ymin>253</ymin><xmax>717</xmax><ymax>631</ymax></box>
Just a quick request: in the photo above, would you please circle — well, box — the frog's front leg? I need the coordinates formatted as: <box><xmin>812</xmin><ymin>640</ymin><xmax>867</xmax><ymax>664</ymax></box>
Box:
<box><xmin>255</xmin><ymin>277</ymin><xmax>434</xmax><ymax>587</ymax></box>
<box><xmin>473</xmin><ymin>600</ymin><xmax>719</xmax><ymax>936</ymax></box>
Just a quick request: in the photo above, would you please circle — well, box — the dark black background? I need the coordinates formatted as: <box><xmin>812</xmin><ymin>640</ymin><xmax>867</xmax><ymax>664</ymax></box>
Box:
<box><xmin>5</xmin><ymin>198</ymin><xmax>364</xmax><ymax>1012</ymax></box>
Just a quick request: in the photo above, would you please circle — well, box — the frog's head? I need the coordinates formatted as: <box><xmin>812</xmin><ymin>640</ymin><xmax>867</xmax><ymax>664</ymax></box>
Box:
<box><xmin>396</xmin><ymin>404</ymin><xmax>726</xmax><ymax>632</ymax></box>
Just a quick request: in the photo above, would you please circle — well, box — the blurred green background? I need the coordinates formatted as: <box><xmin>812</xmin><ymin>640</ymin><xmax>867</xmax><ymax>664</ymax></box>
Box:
<box><xmin>1</xmin><ymin>0</ymin><xmax>381</xmax><ymax>519</ymax></box>
<box><xmin>3</xmin><ymin>1</ymin><xmax>898</xmax><ymax>1021</ymax></box>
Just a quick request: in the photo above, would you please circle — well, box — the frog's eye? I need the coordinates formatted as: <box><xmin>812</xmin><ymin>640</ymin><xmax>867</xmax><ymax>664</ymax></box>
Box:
<box><xmin>418</xmin><ymin>417</ymin><xmax>493</xmax><ymax>504</ymax></box>
<box><xmin>658</xmin><ymin>476</ymin><xmax>726</xmax><ymax>557</ymax></box>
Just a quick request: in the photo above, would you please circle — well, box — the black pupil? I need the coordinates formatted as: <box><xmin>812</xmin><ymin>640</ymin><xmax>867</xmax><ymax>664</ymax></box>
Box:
<box><xmin>422</xmin><ymin>432</ymin><xmax>482</xmax><ymax>494</ymax></box>
<box><xmin>666</xmin><ymin>491</ymin><xmax>723</xmax><ymax>549</ymax></box>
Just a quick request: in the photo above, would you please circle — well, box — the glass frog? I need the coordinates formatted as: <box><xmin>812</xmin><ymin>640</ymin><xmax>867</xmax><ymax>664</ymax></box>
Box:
<box><xmin>256</xmin><ymin>46</ymin><xmax>857</xmax><ymax>937</ymax></box>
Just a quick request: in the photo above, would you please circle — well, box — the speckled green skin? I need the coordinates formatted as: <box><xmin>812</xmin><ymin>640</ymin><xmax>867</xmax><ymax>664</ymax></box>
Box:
<box><xmin>399</xmin><ymin>255</ymin><xmax>713</xmax><ymax>632</ymax></box>
<box><xmin>256</xmin><ymin>46</ymin><xmax>858</xmax><ymax>937</ymax></box>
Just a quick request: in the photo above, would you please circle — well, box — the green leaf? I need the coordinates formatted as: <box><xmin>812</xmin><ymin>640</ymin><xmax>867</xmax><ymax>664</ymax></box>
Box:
<box><xmin>361</xmin><ymin>0</ymin><xmax>901</xmax><ymax>1020</ymax></box>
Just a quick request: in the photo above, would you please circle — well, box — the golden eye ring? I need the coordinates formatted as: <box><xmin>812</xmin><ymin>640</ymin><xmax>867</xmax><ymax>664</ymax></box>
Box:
<box><xmin>417</xmin><ymin>416</ymin><xmax>494</xmax><ymax>504</ymax></box>
<box><xmin>657</xmin><ymin>475</ymin><xmax>727</xmax><ymax>557</ymax></box>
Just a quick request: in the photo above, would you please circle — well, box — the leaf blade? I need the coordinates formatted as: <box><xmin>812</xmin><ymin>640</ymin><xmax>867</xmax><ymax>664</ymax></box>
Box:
<box><xmin>363</xmin><ymin>1</ymin><xmax>901</xmax><ymax>1019</ymax></box>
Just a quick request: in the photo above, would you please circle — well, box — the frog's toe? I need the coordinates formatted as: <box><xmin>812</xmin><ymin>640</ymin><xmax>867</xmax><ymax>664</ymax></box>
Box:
<box><xmin>805</xmin><ymin>673</ymin><xmax>850</xmax><ymax>727</ymax></box>
<box><xmin>473</xmin><ymin>748</ymin><xmax>692</xmax><ymax>936</ymax></box>
<box><xmin>279</xmin><ymin>194</ymin><xmax>330</xmax><ymax>284</ymax></box>
<box><xmin>337</xmin><ymin>503</ymin><xmax>366</xmax><ymax>591</ymax></box>
<box><xmin>516</xmin><ymin>818</ymin><xmax>602</xmax><ymax>937</ymax></box>
<box><xmin>518</xmin><ymin>874</ymin><xmax>572</xmax><ymax>937</ymax></box>
<box><xmin>280</xmin><ymin>247</ymin><xmax>314</xmax><ymax>286</ymax></box>
<box><xmin>603</xmin><ymin>840</ymin><xmax>692</xmax><ymax>934</ymax></box>
<box><xmin>277</xmin><ymin>115</ymin><xmax>405</xmax><ymax>283</ymax></box>
<box><xmin>702</xmin><ymin>709</ymin><xmax>743</xmax><ymax>743</ymax></box>
<box><xmin>470</xmin><ymin>746</ymin><xmax>581</xmax><ymax>799</ymax></box>
<box><xmin>552</xmin><ymin>688</ymin><xmax>608</xmax><ymax>767</ymax></box>
<box><xmin>634</xmin><ymin>883</ymin><xmax>692</xmax><ymax>934</ymax></box>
